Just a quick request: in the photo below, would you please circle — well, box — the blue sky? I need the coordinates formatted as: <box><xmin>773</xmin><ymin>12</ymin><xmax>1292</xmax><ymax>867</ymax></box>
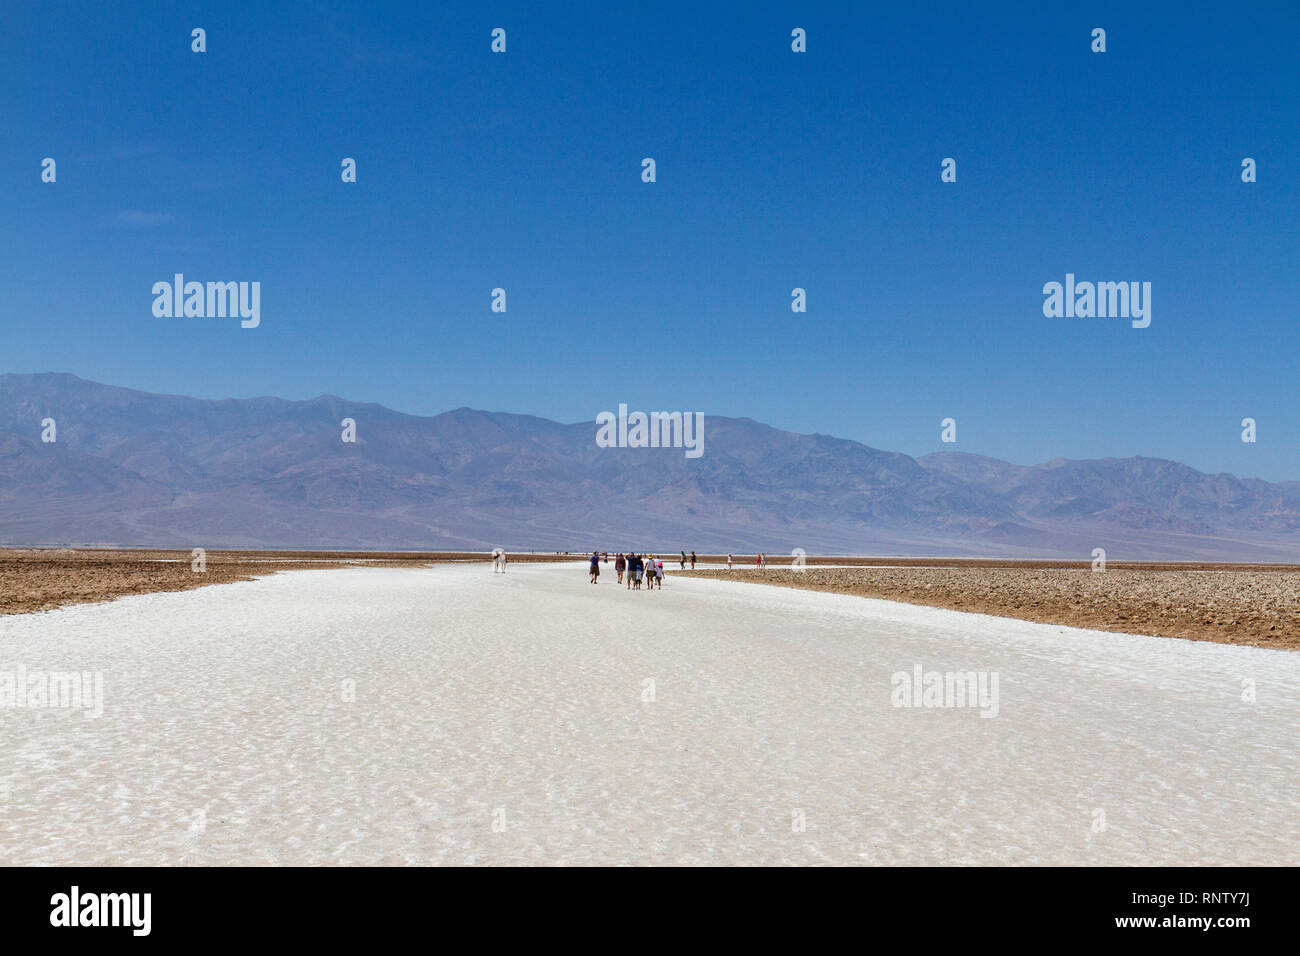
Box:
<box><xmin>4</xmin><ymin>1</ymin><xmax>1298</xmax><ymax>479</ymax></box>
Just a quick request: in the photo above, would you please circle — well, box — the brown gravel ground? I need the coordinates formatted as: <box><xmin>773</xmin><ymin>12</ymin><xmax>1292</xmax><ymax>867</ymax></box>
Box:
<box><xmin>681</xmin><ymin>566</ymin><xmax>1300</xmax><ymax>650</ymax></box>
<box><xmin>0</xmin><ymin>549</ymin><xmax>563</xmax><ymax>616</ymax></box>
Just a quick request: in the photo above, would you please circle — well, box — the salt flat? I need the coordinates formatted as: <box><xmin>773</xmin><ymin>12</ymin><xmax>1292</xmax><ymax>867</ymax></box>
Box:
<box><xmin>1</xmin><ymin>562</ymin><xmax>1296</xmax><ymax>865</ymax></box>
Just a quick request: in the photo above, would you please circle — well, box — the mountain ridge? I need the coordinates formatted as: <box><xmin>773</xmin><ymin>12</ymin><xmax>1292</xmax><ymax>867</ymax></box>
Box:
<box><xmin>2</xmin><ymin>373</ymin><xmax>1297</xmax><ymax>560</ymax></box>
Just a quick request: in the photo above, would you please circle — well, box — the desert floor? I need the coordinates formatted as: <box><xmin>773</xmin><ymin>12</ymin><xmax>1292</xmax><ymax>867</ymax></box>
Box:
<box><xmin>1</xmin><ymin>561</ymin><xmax>1295</xmax><ymax>865</ymax></box>
<box><xmin>0</xmin><ymin>549</ymin><xmax>560</xmax><ymax>616</ymax></box>
<box><xmin>5</xmin><ymin>550</ymin><xmax>1297</xmax><ymax>653</ymax></box>
<box><xmin>682</xmin><ymin>566</ymin><xmax>1300</xmax><ymax>650</ymax></box>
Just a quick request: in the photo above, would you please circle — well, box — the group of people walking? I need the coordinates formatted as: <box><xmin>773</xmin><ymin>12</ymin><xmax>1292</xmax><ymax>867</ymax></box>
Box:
<box><xmin>496</xmin><ymin>550</ymin><xmax>762</xmax><ymax>578</ymax></box>
<box><xmin>602</xmin><ymin>552</ymin><xmax>663</xmax><ymax>589</ymax></box>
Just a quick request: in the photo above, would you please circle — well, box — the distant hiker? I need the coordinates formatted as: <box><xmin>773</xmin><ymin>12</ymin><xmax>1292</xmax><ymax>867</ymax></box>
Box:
<box><xmin>590</xmin><ymin>551</ymin><xmax>600</xmax><ymax>583</ymax></box>
<box><xmin>627</xmin><ymin>553</ymin><xmax>637</xmax><ymax>589</ymax></box>
<box><xmin>727</xmin><ymin>553</ymin><xmax>733</xmax><ymax>570</ymax></box>
<box><xmin>615</xmin><ymin>552</ymin><xmax>626</xmax><ymax>584</ymax></box>
<box><xmin>492</xmin><ymin>549</ymin><xmax>507</xmax><ymax>573</ymax></box>
<box><xmin>655</xmin><ymin>558</ymin><xmax>664</xmax><ymax>588</ymax></box>
<box><xmin>680</xmin><ymin>551</ymin><xmax>687</xmax><ymax>570</ymax></box>
<box><xmin>690</xmin><ymin>551</ymin><xmax>696</xmax><ymax>569</ymax></box>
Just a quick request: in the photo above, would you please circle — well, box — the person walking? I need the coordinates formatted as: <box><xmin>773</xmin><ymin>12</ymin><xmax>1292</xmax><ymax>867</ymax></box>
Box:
<box><xmin>690</xmin><ymin>551</ymin><xmax>696</xmax><ymax>569</ymax></box>
<box><xmin>727</xmin><ymin>553</ymin><xmax>733</xmax><ymax>570</ymax></box>
<box><xmin>680</xmin><ymin>551</ymin><xmax>687</xmax><ymax>570</ymax></box>
<box><xmin>589</xmin><ymin>551</ymin><xmax>600</xmax><ymax>583</ymax></box>
<box><xmin>655</xmin><ymin>557</ymin><xmax>664</xmax><ymax>589</ymax></box>
<box><xmin>615</xmin><ymin>552</ymin><xmax>626</xmax><ymax>584</ymax></box>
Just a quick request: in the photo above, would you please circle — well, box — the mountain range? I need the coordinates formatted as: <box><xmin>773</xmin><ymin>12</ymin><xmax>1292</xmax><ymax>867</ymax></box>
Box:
<box><xmin>2</xmin><ymin>373</ymin><xmax>1298</xmax><ymax>560</ymax></box>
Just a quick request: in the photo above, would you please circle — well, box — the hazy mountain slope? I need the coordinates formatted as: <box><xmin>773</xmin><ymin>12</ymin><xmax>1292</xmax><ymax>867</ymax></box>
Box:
<box><xmin>2</xmin><ymin>373</ymin><xmax>1297</xmax><ymax>559</ymax></box>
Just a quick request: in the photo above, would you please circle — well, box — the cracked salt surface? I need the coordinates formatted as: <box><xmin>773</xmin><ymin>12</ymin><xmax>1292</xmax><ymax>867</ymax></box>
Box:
<box><xmin>1</xmin><ymin>562</ymin><xmax>1296</xmax><ymax>865</ymax></box>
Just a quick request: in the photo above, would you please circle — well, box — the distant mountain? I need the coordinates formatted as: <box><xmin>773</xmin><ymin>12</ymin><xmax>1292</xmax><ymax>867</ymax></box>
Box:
<box><xmin>2</xmin><ymin>373</ymin><xmax>1298</xmax><ymax>560</ymax></box>
<box><xmin>919</xmin><ymin>452</ymin><xmax>1300</xmax><ymax>537</ymax></box>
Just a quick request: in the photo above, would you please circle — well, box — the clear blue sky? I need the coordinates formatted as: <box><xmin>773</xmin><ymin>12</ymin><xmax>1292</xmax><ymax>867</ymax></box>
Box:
<box><xmin>4</xmin><ymin>1</ymin><xmax>1298</xmax><ymax>479</ymax></box>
